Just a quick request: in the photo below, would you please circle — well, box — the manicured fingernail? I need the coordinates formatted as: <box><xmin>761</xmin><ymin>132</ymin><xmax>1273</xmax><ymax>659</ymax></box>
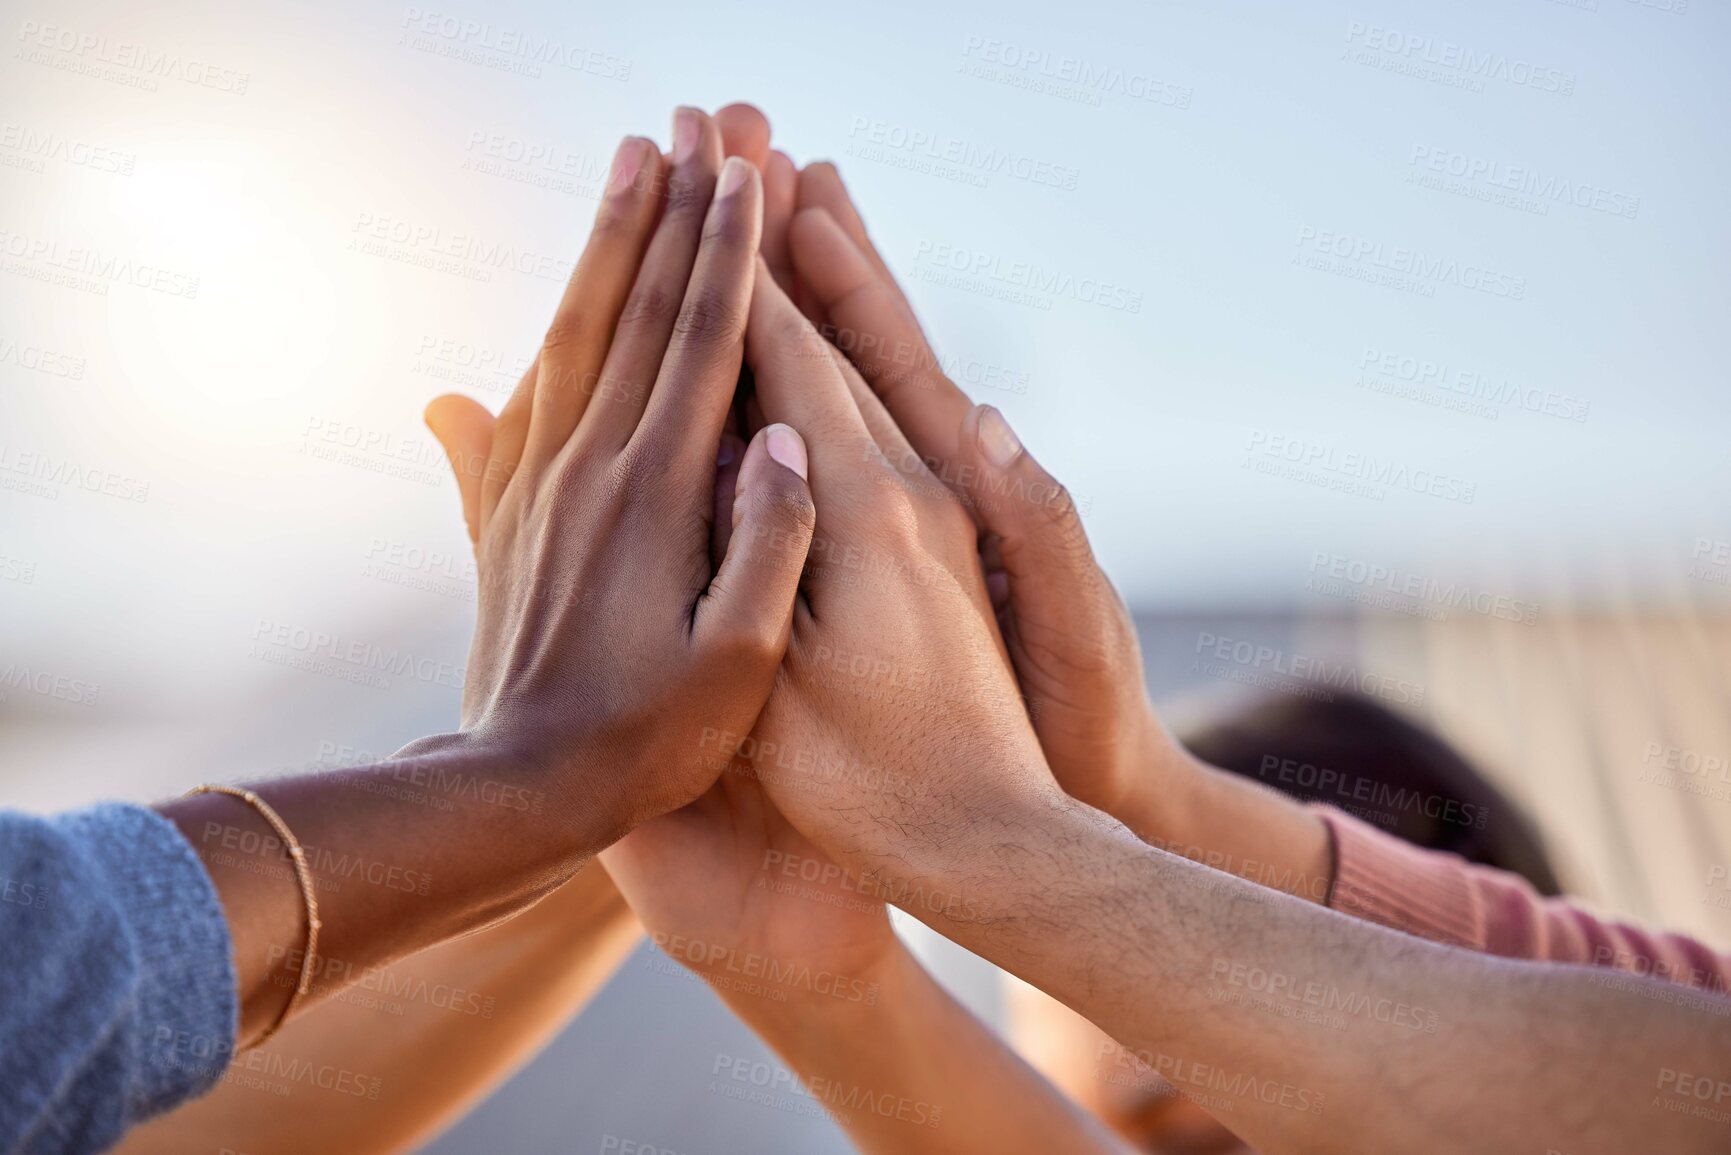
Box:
<box><xmin>716</xmin><ymin>434</ymin><xmax>741</xmax><ymax>469</ymax></box>
<box><xmin>672</xmin><ymin>107</ymin><xmax>701</xmax><ymax>164</ymax></box>
<box><xmin>609</xmin><ymin>137</ymin><xmax>650</xmax><ymax>194</ymax></box>
<box><xmin>977</xmin><ymin>405</ymin><xmax>1022</xmax><ymax>469</ymax></box>
<box><xmin>764</xmin><ymin>424</ymin><xmax>807</xmax><ymax>481</ymax></box>
<box><xmin>717</xmin><ymin>156</ymin><xmax>751</xmax><ymax>199</ymax></box>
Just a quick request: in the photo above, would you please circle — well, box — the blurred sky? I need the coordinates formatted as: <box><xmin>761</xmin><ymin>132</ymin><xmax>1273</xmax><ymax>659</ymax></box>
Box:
<box><xmin>2</xmin><ymin>0</ymin><xmax>1728</xmax><ymax>753</ymax></box>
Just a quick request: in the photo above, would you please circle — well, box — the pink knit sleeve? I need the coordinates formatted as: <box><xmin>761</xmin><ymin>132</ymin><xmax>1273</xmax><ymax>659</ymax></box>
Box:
<box><xmin>1314</xmin><ymin>805</ymin><xmax>1731</xmax><ymax>1002</ymax></box>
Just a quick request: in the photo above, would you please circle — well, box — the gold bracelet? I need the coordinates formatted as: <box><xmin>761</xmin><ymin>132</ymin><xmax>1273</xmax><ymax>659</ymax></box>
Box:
<box><xmin>186</xmin><ymin>784</ymin><xmax>322</xmax><ymax>1047</ymax></box>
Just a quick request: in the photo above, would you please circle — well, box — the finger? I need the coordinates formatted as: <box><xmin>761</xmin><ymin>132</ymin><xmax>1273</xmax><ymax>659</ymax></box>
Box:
<box><xmin>632</xmin><ymin>155</ymin><xmax>761</xmax><ymax>472</ymax></box>
<box><xmin>579</xmin><ymin>107</ymin><xmax>724</xmax><ymax>452</ymax></box>
<box><xmin>744</xmin><ymin>257</ymin><xmax>875</xmax><ymax>460</ymax></box>
<box><xmin>762</xmin><ymin>150</ymin><xmax>799</xmax><ymax>296</ymax></box>
<box><xmin>521</xmin><ymin>137</ymin><xmax>664</xmax><ymax>470</ymax></box>
<box><xmin>715</xmin><ymin>103</ymin><xmax>771</xmax><ymax>171</ymax></box>
<box><xmin>480</xmin><ymin>356</ymin><xmax>537</xmax><ymax>525</ymax></box>
<box><xmin>424</xmin><ymin>394</ymin><xmax>496</xmax><ymax>545</ymax></box>
<box><xmin>830</xmin><ymin>345</ymin><xmax>916</xmax><ymax>466</ymax></box>
<box><xmin>711</xmin><ymin>431</ymin><xmax>746</xmax><ymax>568</ymax></box>
<box><xmin>797</xmin><ymin>162</ymin><xmax>893</xmax><ymax>278</ymax></box>
<box><xmin>696</xmin><ymin>423</ymin><xmax>815</xmax><ymax>672</ymax></box>
<box><xmin>958</xmin><ymin>403</ymin><xmax>1106</xmax><ymax>633</ymax></box>
<box><xmin>790</xmin><ymin>207</ymin><xmax>972</xmax><ymax>468</ymax></box>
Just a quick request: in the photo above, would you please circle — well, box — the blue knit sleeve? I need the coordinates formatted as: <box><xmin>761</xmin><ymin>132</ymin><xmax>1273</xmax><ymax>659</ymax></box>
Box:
<box><xmin>0</xmin><ymin>803</ymin><xmax>238</xmax><ymax>1155</ymax></box>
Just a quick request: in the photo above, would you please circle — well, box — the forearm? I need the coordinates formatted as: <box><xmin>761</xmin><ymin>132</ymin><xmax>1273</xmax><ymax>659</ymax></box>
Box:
<box><xmin>718</xmin><ymin>942</ymin><xmax>1134</xmax><ymax>1155</ymax></box>
<box><xmin>872</xmin><ymin>788</ymin><xmax>1731</xmax><ymax>1155</ymax></box>
<box><xmin>1114</xmin><ymin>739</ymin><xmax>1336</xmax><ymax>906</ymax></box>
<box><xmin>156</xmin><ymin>732</ymin><xmax>609</xmax><ymax>1044</ymax></box>
<box><xmin>116</xmin><ymin>862</ymin><xmax>640</xmax><ymax>1154</ymax></box>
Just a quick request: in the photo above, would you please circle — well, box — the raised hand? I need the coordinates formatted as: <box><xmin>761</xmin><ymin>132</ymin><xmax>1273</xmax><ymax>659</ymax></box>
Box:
<box><xmin>422</xmin><ymin>108</ymin><xmax>816</xmax><ymax>845</ymax></box>
<box><xmin>731</xmin><ymin>262</ymin><xmax>1062</xmax><ymax>884</ymax></box>
<box><xmin>783</xmin><ymin>167</ymin><xmax>1169</xmax><ymax>830</ymax></box>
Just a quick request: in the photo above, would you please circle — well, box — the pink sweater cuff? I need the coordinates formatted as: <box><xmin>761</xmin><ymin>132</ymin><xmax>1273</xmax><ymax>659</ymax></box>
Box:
<box><xmin>1315</xmin><ymin>805</ymin><xmax>1484</xmax><ymax>950</ymax></box>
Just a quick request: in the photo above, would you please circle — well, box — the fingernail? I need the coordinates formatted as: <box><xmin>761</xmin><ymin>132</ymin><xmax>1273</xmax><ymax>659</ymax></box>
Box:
<box><xmin>716</xmin><ymin>434</ymin><xmax>742</xmax><ymax>469</ymax></box>
<box><xmin>764</xmin><ymin>424</ymin><xmax>808</xmax><ymax>481</ymax></box>
<box><xmin>977</xmin><ymin>405</ymin><xmax>1022</xmax><ymax>469</ymax></box>
<box><xmin>717</xmin><ymin>155</ymin><xmax>751</xmax><ymax>199</ymax></box>
<box><xmin>609</xmin><ymin>137</ymin><xmax>650</xmax><ymax>194</ymax></box>
<box><xmin>672</xmin><ymin>107</ymin><xmax>701</xmax><ymax>164</ymax></box>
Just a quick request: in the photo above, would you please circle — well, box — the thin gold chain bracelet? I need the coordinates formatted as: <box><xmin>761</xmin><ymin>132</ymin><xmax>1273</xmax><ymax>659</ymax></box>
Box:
<box><xmin>185</xmin><ymin>784</ymin><xmax>321</xmax><ymax>1046</ymax></box>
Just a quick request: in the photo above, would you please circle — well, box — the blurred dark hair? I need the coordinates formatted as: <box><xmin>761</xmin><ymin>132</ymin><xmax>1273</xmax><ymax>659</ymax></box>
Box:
<box><xmin>1178</xmin><ymin>692</ymin><xmax>1562</xmax><ymax>896</ymax></box>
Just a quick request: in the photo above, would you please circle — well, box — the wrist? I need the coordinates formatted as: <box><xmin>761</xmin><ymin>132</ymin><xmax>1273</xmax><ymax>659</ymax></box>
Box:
<box><xmin>395</xmin><ymin>728</ymin><xmax>627</xmax><ymax>861</ymax></box>
<box><xmin>1108</xmin><ymin>711</ymin><xmax>1204</xmax><ymax>848</ymax></box>
<box><xmin>719</xmin><ymin>933</ymin><xmax>917</xmax><ymax>1035</ymax></box>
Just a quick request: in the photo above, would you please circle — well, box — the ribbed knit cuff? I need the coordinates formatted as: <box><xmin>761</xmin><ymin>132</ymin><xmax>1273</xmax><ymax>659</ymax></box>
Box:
<box><xmin>1313</xmin><ymin>804</ymin><xmax>1484</xmax><ymax>950</ymax></box>
<box><xmin>60</xmin><ymin>803</ymin><xmax>238</xmax><ymax>1112</ymax></box>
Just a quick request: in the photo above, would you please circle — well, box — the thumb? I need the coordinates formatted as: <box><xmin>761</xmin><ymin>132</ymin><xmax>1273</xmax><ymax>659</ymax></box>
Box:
<box><xmin>698</xmin><ymin>422</ymin><xmax>815</xmax><ymax>667</ymax></box>
<box><xmin>424</xmin><ymin>394</ymin><xmax>496</xmax><ymax>545</ymax></box>
<box><xmin>958</xmin><ymin>403</ymin><xmax>1108</xmax><ymax>638</ymax></box>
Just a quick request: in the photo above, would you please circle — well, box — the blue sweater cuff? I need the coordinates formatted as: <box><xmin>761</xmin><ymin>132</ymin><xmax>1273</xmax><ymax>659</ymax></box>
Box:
<box><xmin>59</xmin><ymin>803</ymin><xmax>239</xmax><ymax>1112</ymax></box>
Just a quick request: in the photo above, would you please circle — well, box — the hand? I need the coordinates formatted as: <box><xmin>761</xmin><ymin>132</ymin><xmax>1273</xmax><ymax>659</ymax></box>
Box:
<box><xmin>736</xmin><ymin>263</ymin><xmax>1061</xmax><ymax>882</ymax></box>
<box><xmin>781</xmin><ymin>164</ymin><xmax>1179</xmax><ymax>837</ymax></box>
<box><xmin>600</xmin><ymin>770</ymin><xmax>901</xmax><ymax>1006</ymax></box>
<box><xmin>422</xmin><ymin>108</ymin><xmax>816</xmax><ymax>851</ymax></box>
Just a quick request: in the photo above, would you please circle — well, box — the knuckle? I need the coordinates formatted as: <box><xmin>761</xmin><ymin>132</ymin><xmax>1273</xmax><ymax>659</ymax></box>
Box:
<box><xmin>663</xmin><ymin>173</ymin><xmax>713</xmax><ymax>219</ymax></box>
<box><xmin>540</xmin><ymin>311</ymin><xmax>588</xmax><ymax>354</ymax></box>
<box><xmin>673</xmin><ymin>288</ymin><xmax>747</xmax><ymax>351</ymax></box>
<box><xmin>619</xmin><ymin>282</ymin><xmax>680</xmax><ymax>332</ymax></box>
<box><xmin>717</xmin><ymin>616</ymin><xmax>784</xmax><ymax>670</ymax></box>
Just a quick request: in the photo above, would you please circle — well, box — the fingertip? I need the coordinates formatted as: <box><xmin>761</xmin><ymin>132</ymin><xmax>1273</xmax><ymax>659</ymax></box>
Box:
<box><xmin>715</xmin><ymin>103</ymin><xmax>772</xmax><ymax>170</ymax></box>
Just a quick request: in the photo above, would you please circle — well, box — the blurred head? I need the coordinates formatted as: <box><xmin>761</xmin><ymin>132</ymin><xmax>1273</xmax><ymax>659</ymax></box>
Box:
<box><xmin>1181</xmin><ymin>690</ymin><xmax>1560</xmax><ymax>896</ymax></box>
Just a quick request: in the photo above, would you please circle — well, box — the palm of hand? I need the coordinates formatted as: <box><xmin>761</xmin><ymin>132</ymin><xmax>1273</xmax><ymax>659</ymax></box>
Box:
<box><xmin>602</xmin><ymin>764</ymin><xmax>898</xmax><ymax>987</ymax></box>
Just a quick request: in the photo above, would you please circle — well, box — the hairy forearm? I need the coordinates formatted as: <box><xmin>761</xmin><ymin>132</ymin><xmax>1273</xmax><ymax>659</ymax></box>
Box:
<box><xmin>1112</xmin><ymin>740</ymin><xmax>1336</xmax><ymax>906</ymax></box>
<box><xmin>117</xmin><ymin>864</ymin><xmax>641</xmax><ymax>1155</ymax></box>
<box><xmin>156</xmin><ymin>732</ymin><xmax>608</xmax><ymax>1043</ymax></box>
<box><xmin>867</xmin><ymin>787</ymin><xmax>1731</xmax><ymax>1155</ymax></box>
<box><xmin>717</xmin><ymin>942</ymin><xmax>1134</xmax><ymax>1155</ymax></box>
